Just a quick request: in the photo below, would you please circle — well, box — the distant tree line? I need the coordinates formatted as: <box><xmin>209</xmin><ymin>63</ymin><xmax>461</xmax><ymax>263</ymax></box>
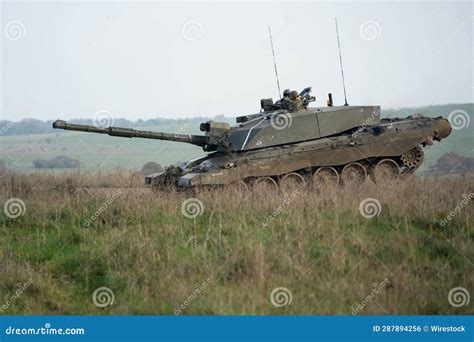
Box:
<box><xmin>383</xmin><ymin>103</ymin><xmax>472</xmax><ymax>119</ymax></box>
<box><xmin>1</xmin><ymin>103</ymin><xmax>471</xmax><ymax>136</ymax></box>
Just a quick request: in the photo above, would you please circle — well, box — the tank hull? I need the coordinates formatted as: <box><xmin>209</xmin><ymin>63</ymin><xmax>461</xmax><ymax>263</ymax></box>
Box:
<box><xmin>147</xmin><ymin>115</ymin><xmax>450</xmax><ymax>191</ymax></box>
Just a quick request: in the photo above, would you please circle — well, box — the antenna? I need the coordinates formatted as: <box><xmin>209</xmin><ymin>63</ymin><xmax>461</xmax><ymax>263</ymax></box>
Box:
<box><xmin>335</xmin><ymin>18</ymin><xmax>349</xmax><ymax>106</ymax></box>
<box><xmin>268</xmin><ymin>26</ymin><xmax>282</xmax><ymax>100</ymax></box>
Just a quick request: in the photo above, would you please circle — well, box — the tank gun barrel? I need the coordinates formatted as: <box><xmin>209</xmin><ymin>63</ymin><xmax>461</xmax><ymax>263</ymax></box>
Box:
<box><xmin>52</xmin><ymin>120</ymin><xmax>209</xmax><ymax>147</ymax></box>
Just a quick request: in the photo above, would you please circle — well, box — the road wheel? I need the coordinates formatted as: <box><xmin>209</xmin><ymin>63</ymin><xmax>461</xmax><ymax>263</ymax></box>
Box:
<box><xmin>370</xmin><ymin>159</ymin><xmax>400</xmax><ymax>183</ymax></box>
<box><xmin>341</xmin><ymin>162</ymin><xmax>367</xmax><ymax>186</ymax></box>
<box><xmin>253</xmin><ymin>177</ymin><xmax>279</xmax><ymax>194</ymax></box>
<box><xmin>224</xmin><ymin>180</ymin><xmax>249</xmax><ymax>193</ymax></box>
<box><xmin>280</xmin><ymin>173</ymin><xmax>306</xmax><ymax>194</ymax></box>
<box><xmin>313</xmin><ymin>167</ymin><xmax>339</xmax><ymax>189</ymax></box>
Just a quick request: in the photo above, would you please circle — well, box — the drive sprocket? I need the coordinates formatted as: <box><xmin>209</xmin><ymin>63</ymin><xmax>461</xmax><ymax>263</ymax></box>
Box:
<box><xmin>400</xmin><ymin>145</ymin><xmax>424</xmax><ymax>170</ymax></box>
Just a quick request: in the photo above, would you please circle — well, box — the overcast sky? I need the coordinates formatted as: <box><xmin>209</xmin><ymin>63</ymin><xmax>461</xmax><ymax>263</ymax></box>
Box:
<box><xmin>1</xmin><ymin>1</ymin><xmax>472</xmax><ymax>121</ymax></box>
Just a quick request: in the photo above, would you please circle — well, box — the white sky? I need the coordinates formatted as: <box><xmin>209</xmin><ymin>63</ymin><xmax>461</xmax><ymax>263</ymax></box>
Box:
<box><xmin>1</xmin><ymin>0</ymin><xmax>473</xmax><ymax>121</ymax></box>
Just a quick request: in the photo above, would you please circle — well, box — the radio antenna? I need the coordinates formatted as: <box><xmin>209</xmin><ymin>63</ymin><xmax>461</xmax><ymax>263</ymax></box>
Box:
<box><xmin>268</xmin><ymin>26</ymin><xmax>282</xmax><ymax>100</ymax></box>
<box><xmin>335</xmin><ymin>18</ymin><xmax>349</xmax><ymax>106</ymax></box>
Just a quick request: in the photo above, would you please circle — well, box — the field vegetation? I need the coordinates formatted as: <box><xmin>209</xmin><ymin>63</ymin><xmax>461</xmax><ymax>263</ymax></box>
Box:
<box><xmin>0</xmin><ymin>171</ymin><xmax>472</xmax><ymax>315</ymax></box>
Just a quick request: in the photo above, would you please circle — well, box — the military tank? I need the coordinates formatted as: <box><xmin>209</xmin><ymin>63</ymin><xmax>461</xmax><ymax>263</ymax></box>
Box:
<box><xmin>52</xmin><ymin>87</ymin><xmax>452</xmax><ymax>193</ymax></box>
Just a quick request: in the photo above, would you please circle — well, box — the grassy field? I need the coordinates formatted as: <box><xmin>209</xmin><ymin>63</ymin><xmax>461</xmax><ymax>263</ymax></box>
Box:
<box><xmin>1</xmin><ymin>103</ymin><xmax>472</xmax><ymax>173</ymax></box>
<box><xmin>0</xmin><ymin>172</ymin><xmax>472</xmax><ymax>315</ymax></box>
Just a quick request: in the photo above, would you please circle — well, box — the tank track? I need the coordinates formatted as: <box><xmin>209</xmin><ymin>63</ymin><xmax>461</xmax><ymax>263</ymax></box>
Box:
<box><xmin>152</xmin><ymin>145</ymin><xmax>425</xmax><ymax>194</ymax></box>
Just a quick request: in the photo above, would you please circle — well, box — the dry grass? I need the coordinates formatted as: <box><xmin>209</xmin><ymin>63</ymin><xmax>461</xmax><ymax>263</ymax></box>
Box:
<box><xmin>0</xmin><ymin>171</ymin><xmax>472</xmax><ymax>315</ymax></box>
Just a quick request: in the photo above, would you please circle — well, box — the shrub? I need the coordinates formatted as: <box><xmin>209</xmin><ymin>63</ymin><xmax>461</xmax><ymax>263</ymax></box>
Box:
<box><xmin>33</xmin><ymin>155</ymin><xmax>80</xmax><ymax>169</ymax></box>
<box><xmin>140</xmin><ymin>162</ymin><xmax>164</xmax><ymax>175</ymax></box>
<box><xmin>435</xmin><ymin>152</ymin><xmax>474</xmax><ymax>174</ymax></box>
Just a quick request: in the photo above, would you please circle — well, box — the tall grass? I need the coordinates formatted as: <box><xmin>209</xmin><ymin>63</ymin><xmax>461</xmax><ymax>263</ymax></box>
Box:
<box><xmin>0</xmin><ymin>171</ymin><xmax>472</xmax><ymax>315</ymax></box>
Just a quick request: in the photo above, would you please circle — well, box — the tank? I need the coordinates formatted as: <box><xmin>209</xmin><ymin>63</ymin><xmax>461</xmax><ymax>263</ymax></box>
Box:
<box><xmin>52</xmin><ymin>87</ymin><xmax>452</xmax><ymax>192</ymax></box>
